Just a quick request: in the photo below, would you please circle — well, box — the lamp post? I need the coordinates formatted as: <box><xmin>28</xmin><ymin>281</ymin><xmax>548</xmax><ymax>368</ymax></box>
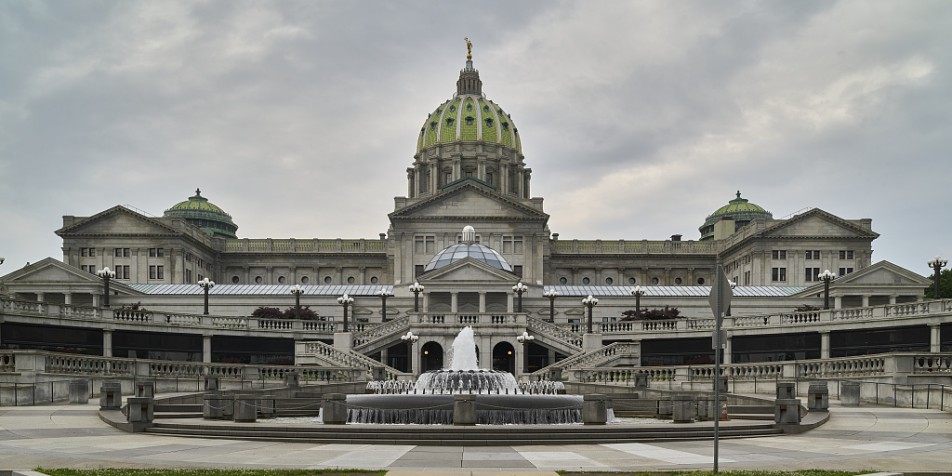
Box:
<box><xmin>97</xmin><ymin>267</ymin><xmax>116</xmax><ymax>307</ymax></box>
<box><xmin>198</xmin><ymin>277</ymin><xmax>215</xmax><ymax>315</ymax></box>
<box><xmin>726</xmin><ymin>280</ymin><xmax>737</xmax><ymax>316</ymax></box>
<box><xmin>927</xmin><ymin>256</ymin><xmax>948</xmax><ymax>300</ymax></box>
<box><xmin>582</xmin><ymin>295</ymin><xmax>598</xmax><ymax>334</ymax></box>
<box><xmin>376</xmin><ymin>289</ymin><xmax>394</xmax><ymax>322</ymax></box>
<box><xmin>516</xmin><ymin>331</ymin><xmax>535</xmax><ymax>373</ymax></box>
<box><xmin>289</xmin><ymin>284</ymin><xmax>305</xmax><ymax>319</ymax></box>
<box><xmin>630</xmin><ymin>285</ymin><xmax>645</xmax><ymax>317</ymax></box>
<box><xmin>512</xmin><ymin>281</ymin><xmax>528</xmax><ymax>313</ymax></box>
<box><xmin>818</xmin><ymin>270</ymin><xmax>836</xmax><ymax>310</ymax></box>
<box><xmin>409</xmin><ymin>281</ymin><xmax>425</xmax><ymax>312</ymax></box>
<box><xmin>543</xmin><ymin>288</ymin><xmax>559</xmax><ymax>322</ymax></box>
<box><xmin>337</xmin><ymin>293</ymin><xmax>354</xmax><ymax>332</ymax></box>
<box><xmin>401</xmin><ymin>331</ymin><xmax>419</xmax><ymax>374</ymax></box>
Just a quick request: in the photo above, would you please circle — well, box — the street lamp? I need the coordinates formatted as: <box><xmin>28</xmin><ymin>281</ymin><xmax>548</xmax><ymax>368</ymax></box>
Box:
<box><xmin>726</xmin><ymin>280</ymin><xmax>737</xmax><ymax>316</ymax></box>
<box><xmin>337</xmin><ymin>293</ymin><xmax>355</xmax><ymax>332</ymax></box>
<box><xmin>409</xmin><ymin>281</ymin><xmax>425</xmax><ymax>312</ymax></box>
<box><xmin>512</xmin><ymin>282</ymin><xmax>528</xmax><ymax>312</ymax></box>
<box><xmin>198</xmin><ymin>277</ymin><xmax>215</xmax><ymax>315</ymax></box>
<box><xmin>516</xmin><ymin>331</ymin><xmax>535</xmax><ymax>373</ymax></box>
<box><xmin>817</xmin><ymin>270</ymin><xmax>835</xmax><ymax>310</ymax></box>
<box><xmin>375</xmin><ymin>289</ymin><xmax>394</xmax><ymax>322</ymax></box>
<box><xmin>401</xmin><ymin>331</ymin><xmax>419</xmax><ymax>374</ymax></box>
<box><xmin>97</xmin><ymin>267</ymin><xmax>116</xmax><ymax>307</ymax></box>
<box><xmin>289</xmin><ymin>284</ymin><xmax>305</xmax><ymax>319</ymax></box>
<box><xmin>927</xmin><ymin>256</ymin><xmax>948</xmax><ymax>300</ymax></box>
<box><xmin>581</xmin><ymin>295</ymin><xmax>599</xmax><ymax>334</ymax></box>
<box><xmin>630</xmin><ymin>285</ymin><xmax>645</xmax><ymax>318</ymax></box>
<box><xmin>543</xmin><ymin>288</ymin><xmax>559</xmax><ymax>322</ymax></box>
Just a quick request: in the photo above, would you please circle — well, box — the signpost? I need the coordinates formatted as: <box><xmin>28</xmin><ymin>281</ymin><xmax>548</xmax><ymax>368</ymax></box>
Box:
<box><xmin>708</xmin><ymin>264</ymin><xmax>732</xmax><ymax>473</ymax></box>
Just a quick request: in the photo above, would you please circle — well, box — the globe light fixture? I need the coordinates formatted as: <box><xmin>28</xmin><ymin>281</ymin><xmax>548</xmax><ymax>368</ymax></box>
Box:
<box><xmin>512</xmin><ymin>282</ymin><xmax>528</xmax><ymax>312</ymax></box>
<box><xmin>818</xmin><ymin>270</ymin><xmax>836</xmax><ymax>310</ymax></box>
<box><xmin>543</xmin><ymin>288</ymin><xmax>559</xmax><ymax>322</ymax></box>
<box><xmin>337</xmin><ymin>293</ymin><xmax>355</xmax><ymax>332</ymax></box>
<box><xmin>289</xmin><ymin>284</ymin><xmax>305</xmax><ymax>319</ymax></box>
<box><xmin>375</xmin><ymin>289</ymin><xmax>394</xmax><ymax>322</ymax></box>
<box><xmin>401</xmin><ymin>331</ymin><xmax>419</xmax><ymax>374</ymax></box>
<box><xmin>581</xmin><ymin>295</ymin><xmax>599</xmax><ymax>334</ymax></box>
<box><xmin>97</xmin><ymin>267</ymin><xmax>116</xmax><ymax>308</ymax></box>
<box><xmin>198</xmin><ymin>278</ymin><xmax>215</xmax><ymax>315</ymax></box>
<box><xmin>409</xmin><ymin>281</ymin><xmax>425</xmax><ymax>312</ymax></box>
<box><xmin>630</xmin><ymin>285</ymin><xmax>645</xmax><ymax>318</ymax></box>
<box><xmin>927</xmin><ymin>256</ymin><xmax>948</xmax><ymax>300</ymax></box>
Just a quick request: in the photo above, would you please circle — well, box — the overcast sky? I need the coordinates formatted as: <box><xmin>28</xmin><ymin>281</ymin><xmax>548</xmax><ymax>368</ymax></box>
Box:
<box><xmin>1</xmin><ymin>0</ymin><xmax>950</xmax><ymax>278</ymax></box>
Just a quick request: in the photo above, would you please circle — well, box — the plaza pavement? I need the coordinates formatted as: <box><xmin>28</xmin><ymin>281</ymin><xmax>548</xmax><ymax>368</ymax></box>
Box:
<box><xmin>1</xmin><ymin>398</ymin><xmax>950</xmax><ymax>474</ymax></box>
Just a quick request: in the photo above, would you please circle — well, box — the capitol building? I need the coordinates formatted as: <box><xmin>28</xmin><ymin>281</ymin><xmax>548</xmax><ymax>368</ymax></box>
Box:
<box><xmin>0</xmin><ymin>46</ymin><xmax>948</xmax><ymax>383</ymax></box>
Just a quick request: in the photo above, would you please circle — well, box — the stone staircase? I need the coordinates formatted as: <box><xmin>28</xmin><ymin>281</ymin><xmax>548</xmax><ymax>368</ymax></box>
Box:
<box><xmin>532</xmin><ymin>341</ymin><xmax>640</xmax><ymax>379</ymax></box>
<box><xmin>353</xmin><ymin>316</ymin><xmax>411</xmax><ymax>354</ymax></box>
<box><xmin>525</xmin><ymin>316</ymin><xmax>583</xmax><ymax>356</ymax></box>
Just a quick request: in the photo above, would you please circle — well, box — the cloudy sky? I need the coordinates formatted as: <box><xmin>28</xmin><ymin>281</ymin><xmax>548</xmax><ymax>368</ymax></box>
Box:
<box><xmin>1</xmin><ymin>0</ymin><xmax>950</xmax><ymax>277</ymax></box>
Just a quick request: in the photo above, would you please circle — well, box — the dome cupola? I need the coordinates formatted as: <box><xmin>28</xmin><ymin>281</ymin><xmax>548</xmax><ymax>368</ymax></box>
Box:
<box><xmin>164</xmin><ymin>188</ymin><xmax>238</xmax><ymax>239</ymax></box>
<box><xmin>699</xmin><ymin>191</ymin><xmax>772</xmax><ymax>241</ymax></box>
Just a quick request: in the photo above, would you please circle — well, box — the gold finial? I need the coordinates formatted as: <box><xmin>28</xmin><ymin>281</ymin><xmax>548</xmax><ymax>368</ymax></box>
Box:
<box><xmin>465</xmin><ymin>37</ymin><xmax>472</xmax><ymax>60</ymax></box>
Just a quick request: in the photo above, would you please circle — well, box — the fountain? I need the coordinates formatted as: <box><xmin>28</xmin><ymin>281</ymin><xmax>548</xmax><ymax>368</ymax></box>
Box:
<box><xmin>348</xmin><ymin>327</ymin><xmax>582</xmax><ymax>424</ymax></box>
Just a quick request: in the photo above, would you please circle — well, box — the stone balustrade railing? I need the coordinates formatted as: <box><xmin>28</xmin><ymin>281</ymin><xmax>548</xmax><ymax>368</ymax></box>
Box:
<box><xmin>354</xmin><ymin>316</ymin><xmax>410</xmax><ymax>349</ymax></box>
<box><xmin>532</xmin><ymin>342</ymin><xmax>639</xmax><ymax>378</ymax></box>
<box><xmin>298</xmin><ymin>341</ymin><xmax>402</xmax><ymax>379</ymax></box>
<box><xmin>416</xmin><ymin>313</ymin><xmax>524</xmax><ymax>326</ymax></box>
<box><xmin>526</xmin><ymin>316</ymin><xmax>582</xmax><ymax>350</ymax></box>
<box><xmin>551</xmin><ymin>239</ymin><xmax>717</xmax><ymax>255</ymax></box>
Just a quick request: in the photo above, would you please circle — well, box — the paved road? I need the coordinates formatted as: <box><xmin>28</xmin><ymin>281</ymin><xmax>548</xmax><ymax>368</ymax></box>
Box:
<box><xmin>1</xmin><ymin>401</ymin><xmax>950</xmax><ymax>474</ymax></box>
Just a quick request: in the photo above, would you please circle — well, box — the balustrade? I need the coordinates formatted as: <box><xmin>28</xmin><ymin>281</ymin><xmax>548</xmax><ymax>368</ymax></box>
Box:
<box><xmin>112</xmin><ymin>309</ymin><xmax>152</xmax><ymax>322</ymax></box>
<box><xmin>59</xmin><ymin>305</ymin><xmax>99</xmax><ymax>319</ymax></box>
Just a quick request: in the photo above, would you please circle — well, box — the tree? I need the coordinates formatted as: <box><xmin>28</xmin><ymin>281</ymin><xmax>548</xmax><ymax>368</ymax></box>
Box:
<box><xmin>925</xmin><ymin>268</ymin><xmax>952</xmax><ymax>299</ymax></box>
<box><xmin>620</xmin><ymin>306</ymin><xmax>680</xmax><ymax>321</ymax></box>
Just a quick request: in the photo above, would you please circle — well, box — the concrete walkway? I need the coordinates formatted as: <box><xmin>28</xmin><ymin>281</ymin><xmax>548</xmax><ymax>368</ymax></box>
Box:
<box><xmin>1</xmin><ymin>400</ymin><xmax>950</xmax><ymax>474</ymax></box>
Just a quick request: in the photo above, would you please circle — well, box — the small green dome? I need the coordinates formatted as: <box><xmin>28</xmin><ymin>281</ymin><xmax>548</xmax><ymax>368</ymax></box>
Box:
<box><xmin>699</xmin><ymin>191</ymin><xmax>772</xmax><ymax>240</ymax></box>
<box><xmin>164</xmin><ymin>189</ymin><xmax>238</xmax><ymax>239</ymax></box>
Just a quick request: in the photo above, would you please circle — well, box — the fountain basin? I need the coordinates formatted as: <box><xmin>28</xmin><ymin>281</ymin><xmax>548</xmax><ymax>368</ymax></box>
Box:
<box><xmin>345</xmin><ymin>394</ymin><xmax>582</xmax><ymax>425</ymax></box>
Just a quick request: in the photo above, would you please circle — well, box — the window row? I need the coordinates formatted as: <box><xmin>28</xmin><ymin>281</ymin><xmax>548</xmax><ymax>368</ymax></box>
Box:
<box><xmin>556</xmin><ymin>276</ymin><xmax>707</xmax><ymax>286</ymax></box>
<box><xmin>772</xmin><ymin>250</ymin><xmax>855</xmax><ymax>260</ymax></box>
<box><xmin>228</xmin><ymin>275</ymin><xmax>381</xmax><ymax>285</ymax></box>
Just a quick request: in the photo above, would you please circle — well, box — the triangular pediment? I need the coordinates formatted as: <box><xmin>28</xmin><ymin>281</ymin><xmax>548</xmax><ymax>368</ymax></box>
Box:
<box><xmin>418</xmin><ymin>257</ymin><xmax>521</xmax><ymax>283</ymax></box>
<box><xmin>834</xmin><ymin>261</ymin><xmax>931</xmax><ymax>287</ymax></box>
<box><xmin>1</xmin><ymin>258</ymin><xmax>101</xmax><ymax>284</ymax></box>
<box><xmin>57</xmin><ymin>206</ymin><xmax>180</xmax><ymax>237</ymax></box>
<box><xmin>390</xmin><ymin>183</ymin><xmax>548</xmax><ymax>222</ymax></box>
<box><xmin>761</xmin><ymin>209</ymin><xmax>878</xmax><ymax>239</ymax></box>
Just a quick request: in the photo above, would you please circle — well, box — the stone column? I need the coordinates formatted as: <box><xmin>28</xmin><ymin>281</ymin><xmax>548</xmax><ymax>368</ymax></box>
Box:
<box><xmin>478</xmin><ymin>292</ymin><xmax>486</xmax><ymax>313</ymax></box>
<box><xmin>507</xmin><ymin>293</ymin><xmax>513</xmax><ymax>313</ymax></box>
<box><xmin>103</xmin><ymin>329</ymin><xmax>113</xmax><ymax>358</ymax></box>
<box><xmin>820</xmin><ymin>331</ymin><xmax>830</xmax><ymax>359</ymax></box>
<box><xmin>723</xmin><ymin>334</ymin><xmax>732</xmax><ymax>365</ymax></box>
<box><xmin>203</xmin><ymin>335</ymin><xmax>212</xmax><ymax>363</ymax></box>
<box><xmin>36</xmin><ymin>292</ymin><xmax>44</xmax><ymax>303</ymax></box>
<box><xmin>834</xmin><ymin>296</ymin><xmax>842</xmax><ymax>309</ymax></box>
<box><xmin>451</xmin><ymin>292</ymin><xmax>458</xmax><ymax>313</ymax></box>
<box><xmin>930</xmin><ymin>324</ymin><xmax>942</xmax><ymax>353</ymax></box>
<box><xmin>64</xmin><ymin>293</ymin><xmax>73</xmax><ymax>305</ymax></box>
<box><xmin>92</xmin><ymin>294</ymin><xmax>100</xmax><ymax>308</ymax></box>
<box><xmin>861</xmin><ymin>295</ymin><xmax>869</xmax><ymax>307</ymax></box>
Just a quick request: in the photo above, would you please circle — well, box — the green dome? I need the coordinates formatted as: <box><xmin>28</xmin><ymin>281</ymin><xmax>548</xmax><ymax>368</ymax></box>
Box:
<box><xmin>699</xmin><ymin>191</ymin><xmax>772</xmax><ymax>240</ymax></box>
<box><xmin>416</xmin><ymin>52</ymin><xmax>521</xmax><ymax>155</ymax></box>
<box><xmin>164</xmin><ymin>189</ymin><xmax>238</xmax><ymax>239</ymax></box>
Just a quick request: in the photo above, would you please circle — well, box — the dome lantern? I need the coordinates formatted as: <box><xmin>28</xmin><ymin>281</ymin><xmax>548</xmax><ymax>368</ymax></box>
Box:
<box><xmin>164</xmin><ymin>188</ymin><xmax>238</xmax><ymax>239</ymax></box>
<box><xmin>698</xmin><ymin>191</ymin><xmax>772</xmax><ymax>241</ymax></box>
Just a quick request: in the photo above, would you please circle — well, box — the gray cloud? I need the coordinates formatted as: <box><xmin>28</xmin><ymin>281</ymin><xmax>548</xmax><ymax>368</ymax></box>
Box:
<box><xmin>1</xmin><ymin>0</ymin><xmax>949</xmax><ymax>275</ymax></box>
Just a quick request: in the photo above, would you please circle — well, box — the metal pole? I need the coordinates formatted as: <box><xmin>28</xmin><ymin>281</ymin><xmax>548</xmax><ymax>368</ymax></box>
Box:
<box><xmin>203</xmin><ymin>288</ymin><xmax>209</xmax><ymax>315</ymax></box>
<box><xmin>586</xmin><ymin>304</ymin><xmax>593</xmax><ymax>334</ymax></box>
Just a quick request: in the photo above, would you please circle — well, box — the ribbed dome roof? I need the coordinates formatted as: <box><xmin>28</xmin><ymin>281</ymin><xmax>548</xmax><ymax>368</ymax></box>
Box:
<box><xmin>423</xmin><ymin>226</ymin><xmax>513</xmax><ymax>273</ymax></box>
<box><xmin>164</xmin><ymin>189</ymin><xmax>238</xmax><ymax>239</ymax></box>
<box><xmin>699</xmin><ymin>191</ymin><xmax>772</xmax><ymax>240</ymax></box>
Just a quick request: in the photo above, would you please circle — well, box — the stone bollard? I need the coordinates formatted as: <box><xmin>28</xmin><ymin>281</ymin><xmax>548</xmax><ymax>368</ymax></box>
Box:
<box><xmin>233</xmin><ymin>394</ymin><xmax>258</xmax><ymax>423</ymax></box>
<box><xmin>126</xmin><ymin>397</ymin><xmax>154</xmax><ymax>424</ymax></box>
<box><xmin>204</xmin><ymin>375</ymin><xmax>219</xmax><ymax>391</ymax></box>
<box><xmin>135</xmin><ymin>381</ymin><xmax>154</xmax><ymax>398</ymax></box>
<box><xmin>583</xmin><ymin>394</ymin><xmax>610</xmax><ymax>425</ymax></box>
<box><xmin>453</xmin><ymin>394</ymin><xmax>477</xmax><ymax>426</ymax></box>
<box><xmin>658</xmin><ymin>397</ymin><xmax>673</xmax><ymax>418</ymax></box>
<box><xmin>259</xmin><ymin>395</ymin><xmax>276</xmax><ymax>419</ymax></box>
<box><xmin>672</xmin><ymin>394</ymin><xmax>695</xmax><ymax>423</ymax></box>
<box><xmin>634</xmin><ymin>372</ymin><xmax>648</xmax><ymax>389</ymax></box>
<box><xmin>322</xmin><ymin>393</ymin><xmax>348</xmax><ymax>425</ymax></box>
<box><xmin>808</xmin><ymin>381</ymin><xmax>829</xmax><ymax>411</ymax></box>
<box><xmin>696</xmin><ymin>396</ymin><xmax>714</xmax><ymax>421</ymax></box>
<box><xmin>284</xmin><ymin>371</ymin><xmax>300</xmax><ymax>388</ymax></box>
<box><xmin>840</xmin><ymin>381</ymin><xmax>861</xmax><ymax>406</ymax></box>
<box><xmin>774</xmin><ymin>398</ymin><xmax>802</xmax><ymax>424</ymax></box>
<box><xmin>100</xmin><ymin>380</ymin><xmax>122</xmax><ymax>410</ymax></box>
<box><xmin>202</xmin><ymin>392</ymin><xmax>224</xmax><ymax>419</ymax></box>
<box><xmin>776</xmin><ymin>382</ymin><xmax>796</xmax><ymax>400</ymax></box>
<box><xmin>69</xmin><ymin>379</ymin><xmax>89</xmax><ymax>404</ymax></box>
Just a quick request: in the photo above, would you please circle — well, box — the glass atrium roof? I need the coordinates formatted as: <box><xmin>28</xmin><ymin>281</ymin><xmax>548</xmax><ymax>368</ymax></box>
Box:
<box><xmin>129</xmin><ymin>284</ymin><xmax>393</xmax><ymax>296</ymax></box>
<box><xmin>542</xmin><ymin>285</ymin><xmax>808</xmax><ymax>298</ymax></box>
<box><xmin>423</xmin><ymin>243</ymin><xmax>513</xmax><ymax>273</ymax></box>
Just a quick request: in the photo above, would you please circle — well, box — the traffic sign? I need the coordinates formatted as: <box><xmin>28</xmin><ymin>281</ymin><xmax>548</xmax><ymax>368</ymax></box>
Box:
<box><xmin>708</xmin><ymin>265</ymin><xmax>733</xmax><ymax>323</ymax></box>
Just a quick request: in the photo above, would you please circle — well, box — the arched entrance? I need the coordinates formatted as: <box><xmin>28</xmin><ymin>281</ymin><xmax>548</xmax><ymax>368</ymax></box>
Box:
<box><xmin>492</xmin><ymin>342</ymin><xmax>515</xmax><ymax>374</ymax></box>
<box><xmin>421</xmin><ymin>341</ymin><xmax>444</xmax><ymax>372</ymax></box>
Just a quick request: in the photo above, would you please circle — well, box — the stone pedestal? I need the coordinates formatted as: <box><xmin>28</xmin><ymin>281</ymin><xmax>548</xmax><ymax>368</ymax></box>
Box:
<box><xmin>333</xmin><ymin>332</ymin><xmax>353</xmax><ymax>352</ymax></box>
<box><xmin>774</xmin><ymin>398</ymin><xmax>801</xmax><ymax>424</ymax></box>
<box><xmin>69</xmin><ymin>379</ymin><xmax>89</xmax><ymax>404</ymax></box>
<box><xmin>808</xmin><ymin>381</ymin><xmax>829</xmax><ymax>411</ymax></box>
<box><xmin>204</xmin><ymin>376</ymin><xmax>219</xmax><ymax>391</ymax></box>
<box><xmin>126</xmin><ymin>397</ymin><xmax>154</xmax><ymax>424</ymax></box>
<box><xmin>776</xmin><ymin>382</ymin><xmax>796</xmax><ymax>400</ymax></box>
<box><xmin>634</xmin><ymin>372</ymin><xmax>648</xmax><ymax>389</ymax></box>
<box><xmin>203</xmin><ymin>392</ymin><xmax>224</xmax><ymax>419</ymax></box>
<box><xmin>135</xmin><ymin>381</ymin><xmax>154</xmax><ymax>398</ymax></box>
<box><xmin>233</xmin><ymin>394</ymin><xmax>258</xmax><ymax>423</ymax></box>
<box><xmin>696</xmin><ymin>395</ymin><xmax>725</xmax><ymax>421</ymax></box>
<box><xmin>100</xmin><ymin>381</ymin><xmax>122</xmax><ymax>410</ymax></box>
<box><xmin>582</xmin><ymin>334</ymin><xmax>603</xmax><ymax>352</ymax></box>
<box><xmin>453</xmin><ymin>394</ymin><xmax>477</xmax><ymax>426</ymax></box>
<box><xmin>672</xmin><ymin>394</ymin><xmax>695</xmax><ymax>423</ymax></box>
<box><xmin>840</xmin><ymin>381</ymin><xmax>861</xmax><ymax>406</ymax></box>
<box><xmin>259</xmin><ymin>395</ymin><xmax>276</xmax><ymax>418</ymax></box>
<box><xmin>713</xmin><ymin>375</ymin><xmax>728</xmax><ymax>393</ymax></box>
<box><xmin>322</xmin><ymin>393</ymin><xmax>348</xmax><ymax>425</ymax></box>
<box><xmin>284</xmin><ymin>371</ymin><xmax>300</xmax><ymax>388</ymax></box>
<box><xmin>582</xmin><ymin>394</ymin><xmax>609</xmax><ymax>425</ymax></box>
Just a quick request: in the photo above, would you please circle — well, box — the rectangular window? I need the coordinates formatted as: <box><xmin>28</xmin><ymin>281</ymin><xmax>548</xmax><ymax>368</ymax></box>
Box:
<box><xmin>805</xmin><ymin>250</ymin><xmax>821</xmax><ymax>260</ymax></box>
<box><xmin>149</xmin><ymin>248</ymin><xmax>165</xmax><ymax>257</ymax></box>
<box><xmin>414</xmin><ymin>235</ymin><xmax>436</xmax><ymax>254</ymax></box>
<box><xmin>502</xmin><ymin>235</ymin><xmax>524</xmax><ymax>254</ymax></box>
<box><xmin>114</xmin><ymin>265</ymin><xmax>130</xmax><ymax>280</ymax></box>
<box><xmin>772</xmin><ymin>267</ymin><xmax>787</xmax><ymax>282</ymax></box>
<box><xmin>805</xmin><ymin>267</ymin><xmax>820</xmax><ymax>282</ymax></box>
<box><xmin>81</xmin><ymin>248</ymin><xmax>88</xmax><ymax>257</ymax></box>
<box><xmin>197</xmin><ymin>273</ymin><xmax>204</xmax><ymax>282</ymax></box>
<box><xmin>185</xmin><ymin>269</ymin><xmax>192</xmax><ymax>283</ymax></box>
<box><xmin>414</xmin><ymin>265</ymin><xmax>425</xmax><ymax>278</ymax></box>
<box><xmin>744</xmin><ymin>270</ymin><xmax>751</xmax><ymax>285</ymax></box>
<box><xmin>149</xmin><ymin>265</ymin><xmax>165</xmax><ymax>280</ymax></box>
<box><xmin>513</xmin><ymin>265</ymin><xmax>523</xmax><ymax>278</ymax></box>
<box><xmin>114</xmin><ymin>248</ymin><xmax>130</xmax><ymax>258</ymax></box>
<box><xmin>839</xmin><ymin>250</ymin><xmax>854</xmax><ymax>260</ymax></box>
<box><xmin>839</xmin><ymin>267</ymin><xmax>854</xmax><ymax>276</ymax></box>
<box><xmin>772</xmin><ymin>250</ymin><xmax>787</xmax><ymax>260</ymax></box>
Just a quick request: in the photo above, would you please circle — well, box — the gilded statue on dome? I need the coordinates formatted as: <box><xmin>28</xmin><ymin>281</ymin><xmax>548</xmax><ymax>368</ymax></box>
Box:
<box><xmin>465</xmin><ymin>37</ymin><xmax>472</xmax><ymax>60</ymax></box>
